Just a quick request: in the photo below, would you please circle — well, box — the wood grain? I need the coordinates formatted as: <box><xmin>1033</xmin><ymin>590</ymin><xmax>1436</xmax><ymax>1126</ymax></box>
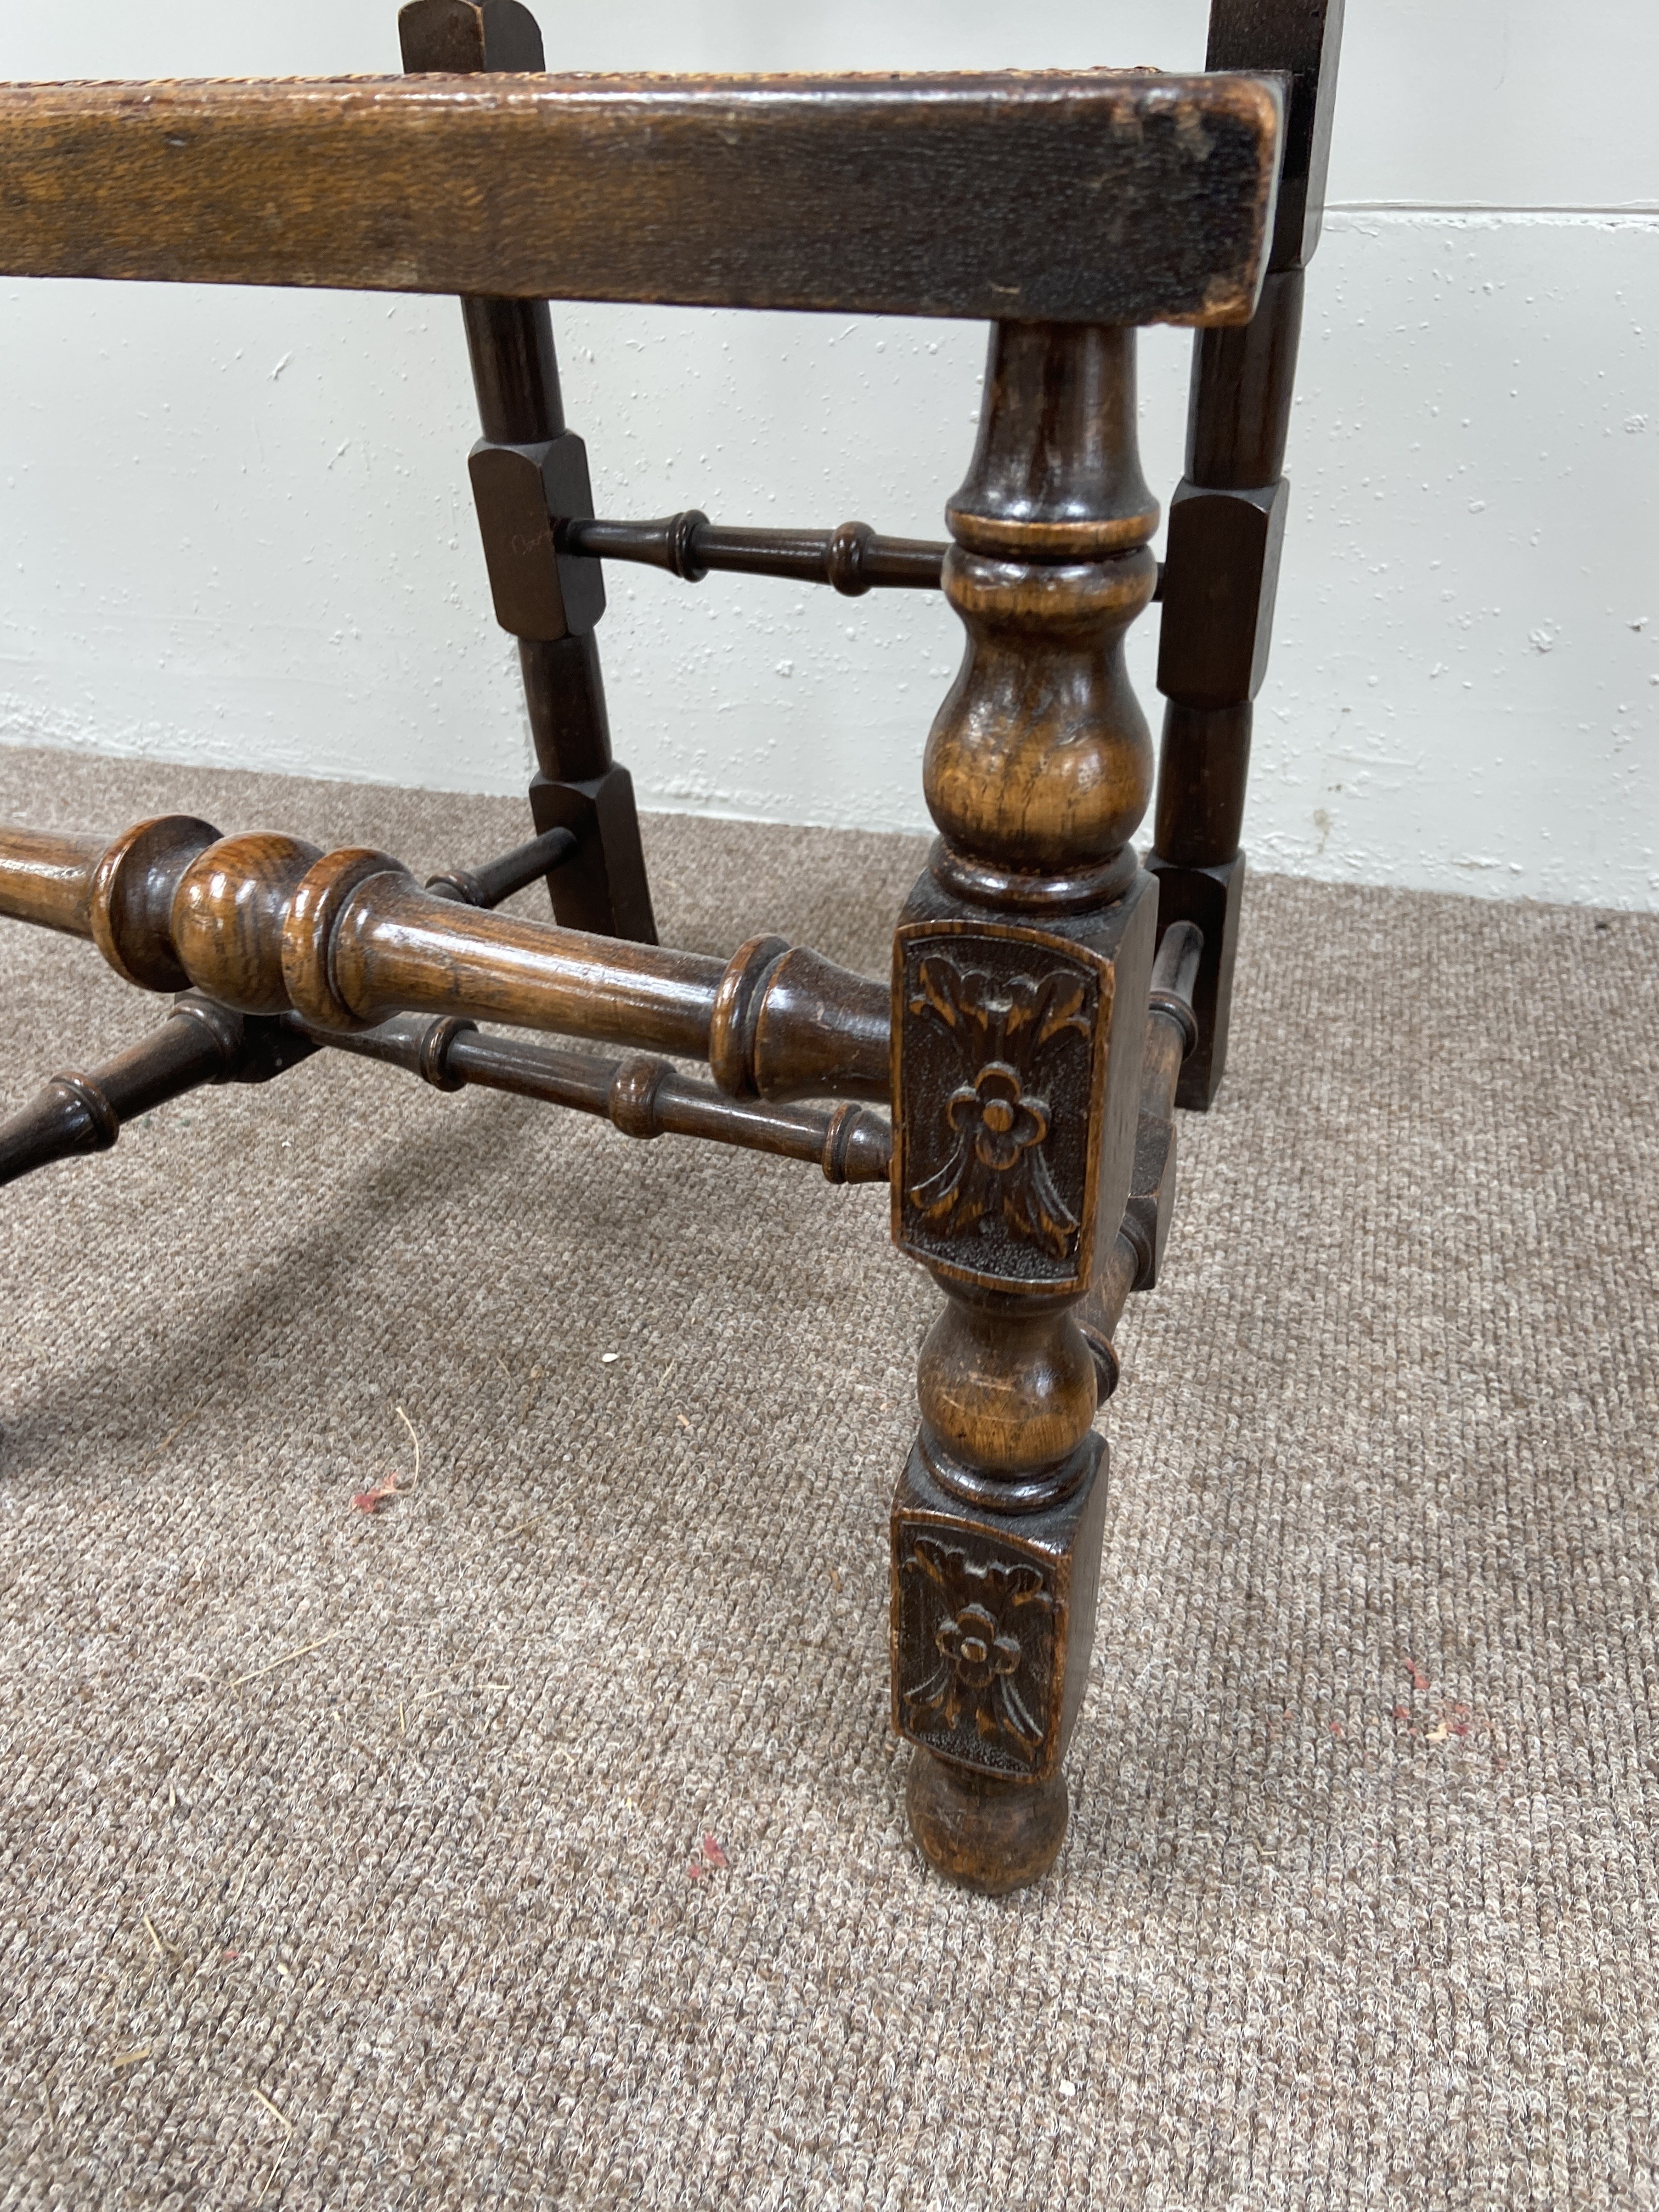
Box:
<box><xmin>0</xmin><ymin>816</ymin><xmax>890</xmax><ymax>1102</ymax></box>
<box><xmin>921</xmin><ymin>326</ymin><xmax>1159</xmax><ymax>883</ymax></box>
<box><xmin>0</xmin><ymin>72</ymin><xmax>1282</xmax><ymax>325</ymax></box>
<box><xmin>0</xmin><ymin>827</ymin><xmax>107</xmax><ymax>935</ymax></box>
<box><xmin>889</xmin><ymin>314</ymin><xmax>1166</xmax><ymax>1891</ymax></box>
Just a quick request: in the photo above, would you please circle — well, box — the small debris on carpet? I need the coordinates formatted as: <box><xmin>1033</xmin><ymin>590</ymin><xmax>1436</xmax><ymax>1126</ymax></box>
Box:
<box><xmin>686</xmin><ymin>1833</ymin><xmax>731</xmax><ymax>1880</ymax></box>
<box><xmin>352</xmin><ymin>1405</ymin><xmax>421</xmax><ymax>1513</ymax></box>
<box><xmin>250</xmin><ymin>2087</ymin><xmax>292</xmax><ymax>2134</ymax></box>
<box><xmin>228</xmin><ymin>1628</ymin><xmax>343</xmax><ymax>1690</ymax></box>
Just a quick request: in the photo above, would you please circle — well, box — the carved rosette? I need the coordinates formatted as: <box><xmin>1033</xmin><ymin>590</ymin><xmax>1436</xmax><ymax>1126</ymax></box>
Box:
<box><xmin>893</xmin><ymin>920</ymin><xmax>1111</xmax><ymax>1294</ymax></box>
<box><xmin>899</xmin><ymin>1535</ymin><xmax>1056</xmax><ymax>1770</ymax></box>
<box><xmin>892</xmin><ymin>1440</ymin><xmax>1110</xmax><ymax>1787</ymax></box>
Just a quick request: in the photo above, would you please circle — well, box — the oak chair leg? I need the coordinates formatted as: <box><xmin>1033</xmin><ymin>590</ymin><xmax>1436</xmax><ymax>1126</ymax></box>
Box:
<box><xmin>1149</xmin><ymin>0</ymin><xmax>1344</xmax><ymax>1108</ymax></box>
<box><xmin>889</xmin><ymin>322</ymin><xmax>1159</xmax><ymax>1891</ymax></box>
<box><xmin>399</xmin><ymin>0</ymin><xmax>658</xmax><ymax>945</ymax></box>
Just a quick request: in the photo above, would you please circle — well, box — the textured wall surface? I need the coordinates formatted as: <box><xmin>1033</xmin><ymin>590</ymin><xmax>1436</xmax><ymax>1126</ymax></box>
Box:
<box><xmin>0</xmin><ymin>0</ymin><xmax>1655</xmax><ymax>906</ymax></box>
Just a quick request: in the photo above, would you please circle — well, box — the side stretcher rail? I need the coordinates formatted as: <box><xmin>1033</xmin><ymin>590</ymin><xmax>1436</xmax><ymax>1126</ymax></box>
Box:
<box><xmin>0</xmin><ymin>815</ymin><xmax>890</xmax><ymax>1103</ymax></box>
<box><xmin>0</xmin><ymin>827</ymin><xmax>1203</xmax><ymax>1392</ymax></box>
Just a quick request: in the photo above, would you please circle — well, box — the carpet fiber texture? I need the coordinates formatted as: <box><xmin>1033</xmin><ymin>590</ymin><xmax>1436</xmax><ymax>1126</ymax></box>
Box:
<box><xmin>0</xmin><ymin>745</ymin><xmax>1656</xmax><ymax>2210</ymax></box>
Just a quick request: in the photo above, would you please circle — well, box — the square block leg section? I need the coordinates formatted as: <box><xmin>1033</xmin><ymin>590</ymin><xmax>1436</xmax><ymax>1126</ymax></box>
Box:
<box><xmin>891</xmin><ymin>1435</ymin><xmax>1109</xmax><ymax>1893</ymax></box>
<box><xmin>1146</xmin><ymin>850</ymin><xmax>1244</xmax><ymax>1112</ymax></box>
<box><xmin>529</xmin><ymin>764</ymin><xmax>657</xmax><ymax>945</ymax></box>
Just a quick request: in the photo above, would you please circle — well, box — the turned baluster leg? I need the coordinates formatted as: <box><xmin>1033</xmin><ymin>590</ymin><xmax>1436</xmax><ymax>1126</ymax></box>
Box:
<box><xmin>398</xmin><ymin>0</ymin><xmax>658</xmax><ymax>945</ymax></box>
<box><xmin>890</xmin><ymin>322</ymin><xmax>1160</xmax><ymax>1892</ymax></box>
<box><xmin>1148</xmin><ymin>0</ymin><xmax>1343</xmax><ymax>1109</ymax></box>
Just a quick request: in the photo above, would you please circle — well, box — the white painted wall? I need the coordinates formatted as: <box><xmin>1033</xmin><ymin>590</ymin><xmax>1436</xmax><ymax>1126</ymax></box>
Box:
<box><xmin>1</xmin><ymin>2</ymin><xmax>1655</xmax><ymax>907</ymax></box>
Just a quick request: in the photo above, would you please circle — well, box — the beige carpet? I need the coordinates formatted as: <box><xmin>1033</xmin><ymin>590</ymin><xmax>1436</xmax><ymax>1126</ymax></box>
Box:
<box><xmin>0</xmin><ymin>744</ymin><xmax>1655</xmax><ymax>2210</ymax></box>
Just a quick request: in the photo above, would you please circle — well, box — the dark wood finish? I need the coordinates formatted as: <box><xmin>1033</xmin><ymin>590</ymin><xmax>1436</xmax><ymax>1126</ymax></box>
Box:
<box><xmin>0</xmin><ymin>817</ymin><xmax>889</xmax><ymax>1101</ymax></box>
<box><xmin>1186</xmin><ymin>265</ymin><xmax>1306</xmax><ymax>486</ymax></box>
<box><xmin>399</xmin><ymin>0</ymin><xmax>658</xmax><ymax>947</ymax></box>
<box><xmin>888</xmin><ymin>320</ymin><xmax>1163</xmax><ymax>1892</ymax></box>
<box><xmin>0</xmin><ymin>72</ymin><xmax>1282</xmax><ymax>327</ymax></box>
<box><xmin>1153</xmin><ymin>701</ymin><xmax>1254</xmax><ymax>868</ymax></box>
<box><xmin>894</xmin><ymin>1448</ymin><xmax>1109</xmax><ymax>1894</ymax></box>
<box><xmin>1125</xmin><ymin>919</ymin><xmax>1203</xmax><ymax>1291</ymax></box>
<box><xmin>0</xmin><ymin>10</ymin><xmax>1325</xmax><ymax>1901</ymax></box>
<box><xmin>457</xmin><ymin>292</ymin><xmax>561</xmax><ymax>443</ymax></box>
<box><xmin>425</xmin><ymin>823</ymin><xmax>575</xmax><ymax>909</ymax></box>
<box><xmin>88</xmin><ymin>815</ymin><xmax>225</xmax><ymax>991</ymax></box>
<box><xmin>906</xmin><ymin>1753</ymin><xmax>1066</xmax><ymax>1897</ymax></box>
<box><xmin>469</xmin><ymin>437</ymin><xmax>605</xmax><ymax>642</ymax></box>
<box><xmin>1143</xmin><ymin>853</ymin><xmax>1246</xmax><ymax>1110</ymax></box>
<box><xmin>1149</xmin><ymin>0</ymin><xmax>1343</xmax><ymax>1110</ymax></box>
<box><xmin>516</xmin><ymin>642</ymin><xmax>657</xmax><ymax>945</ymax></box>
<box><xmin>289</xmin><ymin>1012</ymin><xmax>892</xmax><ymax>1183</ymax></box>
<box><xmin>0</xmin><ymin>994</ymin><xmax>315</xmax><ymax>1187</ymax></box>
<box><xmin>563</xmin><ymin>514</ymin><xmax>945</xmax><ymax>595</ymax></box>
<box><xmin>398</xmin><ymin>0</ymin><xmax>544</xmax><ymax>75</ymax></box>
<box><xmin>1208</xmin><ymin>0</ymin><xmax>1345</xmax><ymax>274</ymax></box>
<box><xmin>1156</xmin><ymin>481</ymin><xmax>1289</xmax><ymax>710</ymax></box>
<box><xmin>1075</xmin><ymin>922</ymin><xmax>1204</xmax><ymax>1392</ymax></box>
<box><xmin>0</xmin><ymin>983</ymin><xmax>887</xmax><ymax>1192</ymax></box>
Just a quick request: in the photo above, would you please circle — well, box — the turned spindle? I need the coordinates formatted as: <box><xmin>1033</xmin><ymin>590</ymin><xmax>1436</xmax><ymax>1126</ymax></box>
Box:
<box><xmin>0</xmin><ymin>816</ymin><xmax>889</xmax><ymax>1103</ymax></box>
<box><xmin>889</xmin><ymin>321</ymin><xmax>1162</xmax><ymax>1892</ymax></box>
<box><xmin>287</xmin><ymin>1012</ymin><xmax>893</xmax><ymax>1184</ymax></box>
<box><xmin>0</xmin><ymin>994</ymin><xmax>315</xmax><ymax>1188</ymax></box>
<box><xmin>561</xmin><ymin>511</ymin><xmax>945</xmax><ymax>594</ymax></box>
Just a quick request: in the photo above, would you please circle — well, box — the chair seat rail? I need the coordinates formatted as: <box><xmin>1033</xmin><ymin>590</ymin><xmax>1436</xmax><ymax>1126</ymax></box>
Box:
<box><xmin>0</xmin><ymin>71</ymin><xmax>1281</xmax><ymax>326</ymax></box>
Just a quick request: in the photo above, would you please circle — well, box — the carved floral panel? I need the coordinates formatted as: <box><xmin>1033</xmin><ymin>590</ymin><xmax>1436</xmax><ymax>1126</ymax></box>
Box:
<box><xmin>895</xmin><ymin>927</ymin><xmax>1102</xmax><ymax>1289</ymax></box>
<box><xmin>895</xmin><ymin>1527</ymin><xmax>1059</xmax><ymax>1778</ymax></box>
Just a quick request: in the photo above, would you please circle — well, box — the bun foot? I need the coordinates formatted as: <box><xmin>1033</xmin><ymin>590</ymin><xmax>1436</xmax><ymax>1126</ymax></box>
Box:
<box><xmin>906</xmin><ymin>1751</ymin><xmax>1068</xmax><ymax>1895</ymax></box>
